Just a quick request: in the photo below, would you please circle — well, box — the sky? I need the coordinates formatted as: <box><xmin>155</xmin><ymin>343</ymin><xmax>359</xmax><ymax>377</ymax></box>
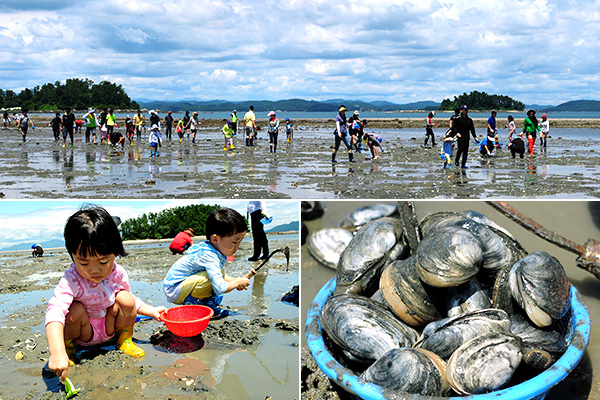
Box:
<box><xmin>0</xmin><ymin>199</ymin><xmax>298</xmax><ymax>250</ymax></box>
<box><xmin>0</xmin><ymin>1</ymin><xmax>598</xmax><ymax>105</ymax></box>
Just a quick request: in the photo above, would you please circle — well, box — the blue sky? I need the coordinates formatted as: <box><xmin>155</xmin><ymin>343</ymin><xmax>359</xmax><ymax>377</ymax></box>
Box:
<box><xmin>0</xmin><ymin>200</ymin><xmax>298</xmax><ymax>250</ymax></box>
<box><xmin>0</xmin><ymin>0</ymin><xmax>597</xmax><ymax>105</ymax></box>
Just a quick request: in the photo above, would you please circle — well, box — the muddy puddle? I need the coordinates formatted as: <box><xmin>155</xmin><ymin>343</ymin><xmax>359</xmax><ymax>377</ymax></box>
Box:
<box><xmin>301</xmin><ymin>201</ymin><xmax>600</xmax><ymax>400</ymax></box>
<box><xmin>1</xmin><ymin>125</ymin><xmax>600</xmax><ymax>199</ymax></box>
<box><xmin>0</xmin><ymin>234</ymin><xmax>299</xmax><ymax>399</ymax></box>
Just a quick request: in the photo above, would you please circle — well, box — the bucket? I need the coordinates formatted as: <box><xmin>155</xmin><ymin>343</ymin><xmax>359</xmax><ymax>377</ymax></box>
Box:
<box><xmin>306</xmin><ymin>277</ymin><xmax>590</xmax><ymax>400</ymax></box>
<box><xmin>160</xmin><ymin>305</ymin><xmax>214</xmax><ymax>337</ymax></box>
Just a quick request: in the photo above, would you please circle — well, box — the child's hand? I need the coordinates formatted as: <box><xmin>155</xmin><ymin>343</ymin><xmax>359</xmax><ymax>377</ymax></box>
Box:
<box><xmin>150</xmin><ymin>306</ymin><xmax>168</xmax><ymax>320</ymax></box>
<box><xmin>236</xmin><ymin>277</ymin><xmax>251</xmax><ymax>291</ymax></box>
<box><xmin>48</xmin><ymin>352</ymin><xmax>71</xmax><ymax>381</ymax></box>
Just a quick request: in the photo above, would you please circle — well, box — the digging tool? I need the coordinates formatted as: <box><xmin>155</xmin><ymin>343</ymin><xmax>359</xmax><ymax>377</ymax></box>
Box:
<box><xmin>488</xmin><ymin>201</ymin><xmax>600</xmax><ymax>280</ymax></box>
<box><xmin>245</xmin><ymin>246</ymin><xmax>290</xmax><ymax>279</ymax></box>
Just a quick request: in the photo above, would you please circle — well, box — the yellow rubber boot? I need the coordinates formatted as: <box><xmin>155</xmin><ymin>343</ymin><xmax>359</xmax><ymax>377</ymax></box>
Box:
<box><xmin>115</xmin><ymin>326</ymin><xmax>145</xmax><ymax>358</ymax></box>
<box><xmin>64</xmin><ymin>339</ymin><xmax>76</xmax><ymax>365</ymax></box>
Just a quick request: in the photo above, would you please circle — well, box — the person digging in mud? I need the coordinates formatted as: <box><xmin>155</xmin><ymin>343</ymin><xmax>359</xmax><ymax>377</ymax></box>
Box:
<box><xmin>45</xmin><ymin>206</ymin><xmax>167</xmax><ymax>382</ymax></box>
<box><xmin>163</xmin><ymin>208</ymin><xmax>251</xmax><ymax>319</ymax></box>
<box><xmin>32</xmin><ymin>243</ymin><xmax>44</xmax><ymax>257</ymax></box>
<box><xmin>169</xmin><ymin>228</ymin><xmax>195</xmax><ymax>255</ymax></box>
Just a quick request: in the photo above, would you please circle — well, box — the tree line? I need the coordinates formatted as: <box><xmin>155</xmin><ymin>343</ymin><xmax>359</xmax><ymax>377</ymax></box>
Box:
<box><xmin>0</xmin><ymin>78</ymin><xmax>139</xmax><ymax>111</ymax></box>
<box><xmin>440</xmin><ymin>91</ymin><xmax>525</xmax><ymax>111</ymax></box>
<box><xmin>120</xmin><ymin>204</ymin><xmax>249</xmax><ymax>241</ymax></box>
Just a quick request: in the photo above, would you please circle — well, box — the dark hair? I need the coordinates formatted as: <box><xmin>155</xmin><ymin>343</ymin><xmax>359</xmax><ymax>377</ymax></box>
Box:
<box><xmin>64</xmin><ymin>205</ymin><xmax>127</xmax><ymax>259</ymax></box>
<box><xmin>508</xmin><ymin>115</ymin><xmax>514</xmax><ymax>122</ymax></box>
<box><xmin>249</xmin><ymin>106</ymin><xmax>254</xmax><ymax>110</ymax></box>
<box><xmin>491</xmin><ymin>111</ymin><xmax>497</xmax><ymax>116</ymax></box>
<box><xmin>527</xmin><ymin>110</ymin><xmax>538</xmax><ymax>126</ymax></box>
<box><xmin>109</xmin><ymin>109</ymin><xmax>114</xmax><ymax>113</ymax></box>
<box><xmin>205</xmin><ymin>208</ymin><xmax>247</xmax><ymax>240</ymax></box>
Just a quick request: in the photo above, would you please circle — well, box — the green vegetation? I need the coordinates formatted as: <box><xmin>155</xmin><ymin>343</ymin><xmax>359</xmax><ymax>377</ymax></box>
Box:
<box><xmin>0</xmin><ymin>78</ymin><xmax>139</xmax><ymax>111</ymax></box>
<box><xmin>120</xmin><ymin>204</ymin><xmax>243</xmax><ymax>241</ymax></box>
<box><xmin>440</xmin><ymin>91</ymin><xmax>525</xmax><ymax>111</ymax></box>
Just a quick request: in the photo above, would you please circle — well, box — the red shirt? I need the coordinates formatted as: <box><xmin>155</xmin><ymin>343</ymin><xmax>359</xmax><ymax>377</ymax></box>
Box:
<box><xmin>169</xmin><ymin>231</ymin><xmax>193</xmax><ymax>253</ymax></box>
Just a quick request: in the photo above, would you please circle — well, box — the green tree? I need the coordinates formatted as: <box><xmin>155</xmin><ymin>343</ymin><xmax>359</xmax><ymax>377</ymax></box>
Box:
<box><xmin>440</xmin><ymin>91</ymin><xmax>525</xmax><ymax>111</ymax></box>
<box><xmin>120</xmin><ymin>204</ymin><xmax>249</xmax><ymax>241</ymax></box>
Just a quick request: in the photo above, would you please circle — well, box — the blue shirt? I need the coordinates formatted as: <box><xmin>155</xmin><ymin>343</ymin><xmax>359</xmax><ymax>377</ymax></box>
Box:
<box><xmin>335</xmin><ymin>115</ymin><xmax>347</xmax><ymax>135</ymax></box>
<box><xmin>163</xmin><ymin>241</ymin><xmax>228</xmax><ymax>302</ymax></box>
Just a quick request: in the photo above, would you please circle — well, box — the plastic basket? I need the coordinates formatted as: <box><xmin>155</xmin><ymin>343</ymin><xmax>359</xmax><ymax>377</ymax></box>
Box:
<box><xmin>306</xmin><ymin>277</ymin><xmax>590</xmax><ymax>400</ymax></box>
<box><xmin>160</xmin><ymin>305</ymin><xmax>214</xmax><ymax>337</ymax></box>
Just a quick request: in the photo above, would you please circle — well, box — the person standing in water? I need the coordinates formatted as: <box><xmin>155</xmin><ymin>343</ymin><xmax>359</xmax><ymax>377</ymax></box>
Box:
<box><xmin>522</xmin><ymin>109</ymin><xmax>541</xmax><ymax>155</ymax></box>
<box><xmin>424</xmin><ymin>111</ymin><xmax>436</xmax><ymax>148</ymax></box>
<box><xmin>453</xmin><ymin>105</ymin><xmax>479</xmax><ymax>168</ymax></box>
<box><xmin>267</xmin><ymin>111</ymin><xmax>279</xmax><ymax>153</ymax></box>
<box><xmin>18</xmin><ymin>110</ymin><xmax>35</xmax><ymax>142</ymax></box>
<box><xmin>133</xmin><ymin>110</ymin><xmax>144</xmax><ymax>140</ymax></box>
<box><xmin>163</xmin><ymin>111</ymin><xmax>174</xmax><ymax>140</ymax></box>
<box><xmin>539</xmin><ymin>113</ymin><xmax>549</xmax><ymax>148</ymax></box>
<box><xmin>244</xmin><ymin>106</ymin><xmax>257</xmax><ymax>146</ymax></box>
<box><xmin>62</xmin><ymin>107</ymin><xmax>76</xmax><ymax>148</ymax></box>
<box><xmin>332</xmin><ymin>105</ymin><xmax>355</xmax><ymax>163</ymax></box>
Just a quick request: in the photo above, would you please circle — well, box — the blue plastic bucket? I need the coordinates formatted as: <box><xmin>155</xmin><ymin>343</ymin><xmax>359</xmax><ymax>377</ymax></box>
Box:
<box><xmin>306</xmin><ymin>277</ymin><xmax>590</xmax><ymax>400</ymax></box>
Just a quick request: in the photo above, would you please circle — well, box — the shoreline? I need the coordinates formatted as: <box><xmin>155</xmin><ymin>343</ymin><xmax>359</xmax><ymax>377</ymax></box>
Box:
<box><xmin>16</xmin><ymin>116</ymin><xmax>600</xmax><ymax>130</ymax></box>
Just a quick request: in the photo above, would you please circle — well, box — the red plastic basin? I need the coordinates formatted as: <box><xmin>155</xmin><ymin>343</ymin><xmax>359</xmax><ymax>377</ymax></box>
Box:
<box><xmin>160</xmin><ymin>305</ymin><xmax>214</xmax><ymax>337</ymax></box>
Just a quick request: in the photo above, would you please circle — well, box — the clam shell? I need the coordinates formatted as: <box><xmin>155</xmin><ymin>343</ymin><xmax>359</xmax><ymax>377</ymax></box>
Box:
<box><xmin>339</xmin><ymin>203</ymin><xmax>397</xmax><ymax>228</ymax></box>
<box><xmin>415</xmin><ymin>308</ymin><xmax>511</xmax><ymax>360</ymax></box>
<box><xmin>361</xmin><ymin>348</ymin><xmax>449</xmax><ymax>396</ymax></box>
<box><xmin>446</xmin><ymin>332</ymin><xmax>523</xmax><ymax>395</ymax></box>
<box><xmin>320</xmin><ymin>294</ymin><xmax>418</xmax><ymax>364</ymax></box>
<box><xmin>416</xmin><ymin>226</ymin><xmax>482</xmax><ymax>287</ymax></box>
<box><xmin>380</xmin><ymin>257</ymin><xmax>441</xmax><ymax>326</ymax></box>
<box><xmin>445</xmin><ymin>279</ymin><xmax>492</xmax><ymax>317</ymax></box>
<box><xmin>335</xmin><ymin>217</ymin><xmax>406</xmax><ymax>295</ymax></box>
<box><xmin>307</xmin><ymin>228</ymin><xmax>354</xmax><ymax>270</ymax></box>
<box><xmin>509</xmin><ymin>251</ymin><xmax>570</xmax><ymax>327</ymax></box>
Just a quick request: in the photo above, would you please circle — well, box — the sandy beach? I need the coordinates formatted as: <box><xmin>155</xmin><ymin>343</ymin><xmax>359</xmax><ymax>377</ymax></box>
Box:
<box><xmin>0</xmin><ymin>233</ymin><xmax>299</xmax><ymax>400</ymax></box>
<box><xmin>300</xmin><ymin>201</ymin><xmax>600</xmax><ymax>400</ymax></box>
<box><xmin>1</xmin><ymin>119</ymin><xmax>600</xmax><ymax>199</ymax></box>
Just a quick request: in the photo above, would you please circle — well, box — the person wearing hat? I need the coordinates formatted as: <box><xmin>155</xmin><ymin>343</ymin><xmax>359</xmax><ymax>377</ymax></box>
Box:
<box><xmin>244</xmin><ymin>106</ymin><xmax>257</xmax><ymax>146</ymax></box>
<box><xmin>267</xmin><ymin>111</ymin><xmax>279</xmax><ymax>152</ymax></box>
<box><xmin>148</xmin><ymin>124</ymin><xmax>162</xmax><ymax>157</ymax></box>
<box><xmin>332</xmin><ymin>105</ymin><xmax>355</xmax><ymax>163</ymax></box>
<box><xmin>425</xmin><ymin>111</ymin><xmax>437</xmax><ymax>148</ymax></box>
<box><xmin>539</xmin><ymin>113</ymin><xmax>549</xmax><ymax>148</ymax></box>
<box><xmin>522</xmin><ymin>110</ymin><xmax>541</xmax><ymax>155</ymax></box>
<box><xmin>169</xmin><ymin>228</ymin><xmax>195</xmax><ymax>255</ymax></box>
<box><xmin>149</xmin><ymin>110</ymin><xmax>161</xmax><ymax>129</ymax></box>
<box><xmin>32</xmin><ymin>243</ymin><xmax>44</xmax><ymax>257</ymax></box>
<box><xmin>82</xmin><ymin>108</ymin><xmax>98</xmax><ymax>144</ymax></box>
<box><xmin>453</xmin><ymin>105</ymin><xmax>479</xmax><ymax>168</ymax></box>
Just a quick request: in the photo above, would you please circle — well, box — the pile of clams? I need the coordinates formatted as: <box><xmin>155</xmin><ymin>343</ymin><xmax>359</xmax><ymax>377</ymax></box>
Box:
<box><xmin>310</xmin><ymin>205</ymin><xmax>573</xmax><ymax>397</ymax></box>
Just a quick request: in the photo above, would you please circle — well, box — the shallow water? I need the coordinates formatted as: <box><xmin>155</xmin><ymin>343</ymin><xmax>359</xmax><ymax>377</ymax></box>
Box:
<box><xmin>301</xmin><ymin>201</ymin><xmax>600</xmax><ymax>400</ymax></box>
<box><xmin>2</xmin><ymin>126</ymin><xmax>600</xmax><ymax>199</ymax></box>
<box><xmin>0</xmin><ymin>236</ymin><xmax>300</xmax><ymax>399</ymax></box>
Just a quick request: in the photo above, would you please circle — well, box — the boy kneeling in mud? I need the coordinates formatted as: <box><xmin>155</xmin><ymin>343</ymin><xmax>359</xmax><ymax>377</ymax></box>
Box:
<box><xmin>163</xmin><ymin>208</ymin><xmax>250</xmax><ymax>319</ymax></box>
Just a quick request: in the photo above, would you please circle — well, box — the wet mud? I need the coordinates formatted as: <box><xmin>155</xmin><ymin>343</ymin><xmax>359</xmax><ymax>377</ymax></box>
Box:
<box><xmin>1</xmin><ymin>123</ymin><xmax>600</xmax><ymax>199</ymax></box>
<box><xmin>0</xmin><ymin>234</ymin><xmax>299</xmax><ymax>400</ymax></box>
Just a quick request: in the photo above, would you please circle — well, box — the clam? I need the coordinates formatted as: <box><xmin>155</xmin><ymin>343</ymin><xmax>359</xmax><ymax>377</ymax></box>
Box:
<box><xmin>445</xmin><ymin>279</ymin><xmax>492</xmax><ymax>317</ymax></box>
<box><xmin>335</xmin><ymin>217</ymin><xmax>407</xmax><ymax>295</ymax></box>
<box><xmin>416</xmin><ymin>226</ymin><xmax>482</xmax><ymax>287</ymax></box>
<box><xmin>339</xmin><ymin>203</ymin><xmax>397</xmax><ymax>229</ymax></box>
<box><xmin>320</xmin><ymin>294</ymin><xmax>418</xmax><ymax>364</ymax></box>
<box><xmin>420</xmin><ymin>210</ymin><xmax>515</xmax><ymax>240</ymax></box>
<box><xmin>491</xmin><ymin>265</ymin><xmax>514</xmax><ymax>315</ymax></box>
<box><xmin>379</xmin><ymin>257</ymin><xmax>441</xmax><ymax>327</ymax></box>
<box><xmin>361</xmin><ymin>348</ymin><xmax>449</xmax><ymax>396</ymax></box>
<box><xmin>307</xmin><ymin>228</ymin><xmax>354</xmax><ymax>270</ymax></box>
<box><xmin>509</xmin><ymin>251</ymin><xmax>570</xmax><ymax>327</ymax></box>
<box><xmin>415</xmin><ymin>308</ymin><xmax>511</xmax><ymax>360</ymax></box>
<box><xmin>510</xmin><ymin>312</ymin><xmax>567</xmax><ymax>369</ymax></box>
<box><xmin>446</xmin><ymin>332</ymin><xmax>523</xmax><ymax>395</ymax></box>
<box><xmin>301</xmin><ymin>201</ymin><xmax>324</xmax><ymax>220</ymax></box>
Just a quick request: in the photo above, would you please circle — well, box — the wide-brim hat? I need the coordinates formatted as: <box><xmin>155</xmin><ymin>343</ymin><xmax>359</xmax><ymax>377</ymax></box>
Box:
<box><xmin>339</xmin><ymin>106</ymin><xmax>348</xmax><ymax>112</ymax></box>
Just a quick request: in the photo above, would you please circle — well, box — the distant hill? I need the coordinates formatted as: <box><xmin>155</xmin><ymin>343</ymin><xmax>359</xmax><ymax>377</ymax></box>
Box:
<box><xmin>266</xmin><ymin>221</ymin><xmax>299</xmax><ymax>233</ymax></box>
<box><xmin>138</xmin><ymin>98</ymin><xmax>442</xmax><ymax>113</ymax></box>
<box><xmin>0</xmin><ymin>238</ymin><xmax>64</xmax><ymax>252</ymax></box>
<box><xmin>548</xmin><ymin>100</ymin><xmax>600</xmax><ymax>112</ymax></box>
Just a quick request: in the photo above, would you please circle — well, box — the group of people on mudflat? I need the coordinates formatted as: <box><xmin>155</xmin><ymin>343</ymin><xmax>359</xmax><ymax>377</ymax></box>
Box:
<box><xmin>435</xmin><ymin>107</ymin><xmax>550</xmax><ymax>169</ymax></box>
<box><xmin>5</xmin><ymin>106</ymin><xmax>296</xmax><ymax>157</ymax></box>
